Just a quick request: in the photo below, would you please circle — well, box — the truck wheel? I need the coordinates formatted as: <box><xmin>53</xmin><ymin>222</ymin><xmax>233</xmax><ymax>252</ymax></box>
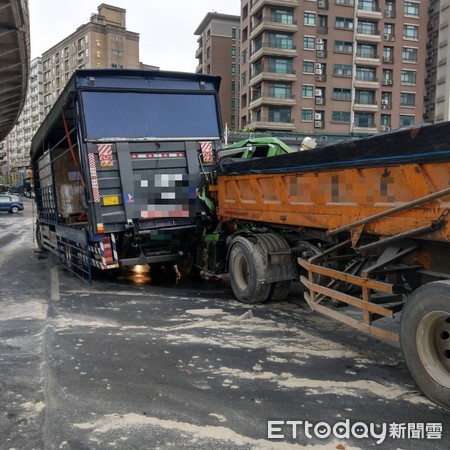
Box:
<box><xmin>400</xmin><ymin>281</ymin><xmax>450</xmax><ymax>410</ymax></box>
<box><xmin>267</xmin><ymin>280</ymin><xmax>292</xmax><ymax>302</ymax></box>
<box><xmin>229</xmin><ymin>238</ymin><xmax>270</xmax><ymax>304</ymax></box>
<box><xmin>35</xmin><ymin>222</ymin><xmax>45</xmax><ymax>251</ymax></box>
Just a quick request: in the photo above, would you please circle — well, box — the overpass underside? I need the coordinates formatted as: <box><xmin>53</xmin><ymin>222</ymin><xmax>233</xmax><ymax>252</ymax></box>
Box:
<box><xmin>0</xmin><ymin>0</ymin><xmax>29</xmax><ymax>142</ymax></box>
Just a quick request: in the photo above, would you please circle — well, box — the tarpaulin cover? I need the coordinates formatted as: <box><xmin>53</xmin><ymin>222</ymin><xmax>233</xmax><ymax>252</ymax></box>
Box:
<box><xmin>217</xmin><ymin>122</ymin><xmax>450</xmax><ymax>176</ymax></box>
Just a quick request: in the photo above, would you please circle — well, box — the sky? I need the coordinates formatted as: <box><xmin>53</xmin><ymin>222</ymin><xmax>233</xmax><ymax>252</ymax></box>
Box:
<box><xmin>29</xmin><ymin>0</ymin><xmax>240</xmax><ymax>72</ymax></box>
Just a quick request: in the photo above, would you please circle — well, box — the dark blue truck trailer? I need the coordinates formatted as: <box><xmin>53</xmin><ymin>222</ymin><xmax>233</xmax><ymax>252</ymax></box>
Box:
<box><xmin>31</xmin><ymin>69</ymin><xmax>222</xmax><ymax>280</ymax></box>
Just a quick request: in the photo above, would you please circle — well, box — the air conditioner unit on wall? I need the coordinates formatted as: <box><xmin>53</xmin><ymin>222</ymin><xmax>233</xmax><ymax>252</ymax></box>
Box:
<box><xmin>315</xmin><ymin>89</ymin><xmax>322</xmax><ymax>96</ymax></box>
<box><xmin>316</xmin><ymin>50</ymin><xmax>325</xmax><ymax>58</ymax></box>
<box><xmin>315</xmin><ymin>120</ymin><xmax>323</xmax><ymax>128</ymax></box>
<box><xmin>316</xmin><ymin>38</ymin><xmax>324</xmax><ymax>45</ymax></box>
<box><xmin>315</xmin><ymin>68</ymin><xmax>323</xmax><ymax>75</ymax></box>
<box><xmin>315</xmin><ymin>112</ymin><xmax>322</xmax><ymax>120</ymax></box>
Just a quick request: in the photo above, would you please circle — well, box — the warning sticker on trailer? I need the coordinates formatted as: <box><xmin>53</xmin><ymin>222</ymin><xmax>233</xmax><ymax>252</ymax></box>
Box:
<box><xmin>102</xmin><ymin>195</ymin><xmax>119</xmax><ymax>206</ymax></box>
<box><xmin>98</xmin><ymin>144</ymin><xmax>114</xmax><ymax>167</ymax></box>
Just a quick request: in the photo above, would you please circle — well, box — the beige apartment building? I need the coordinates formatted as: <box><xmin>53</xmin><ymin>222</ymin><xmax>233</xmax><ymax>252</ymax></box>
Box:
<box><xmin>195</xmin><ymin>12</ymin><xmax>241</xmax><ymax>130</ymax></box>
<box><xmin>42</xmin><ymin>3</ymin><xmax>140</xmax><ymax>114</ymax></box>
<box><xmin>1</xmin><ymin>57</ymin><xmax>44</xmax><ymax>186</ymax></box>
<box><xmin>239</xmin><ymin>0</ymin><xmax>426</xmax><ymax>135</ymax></box>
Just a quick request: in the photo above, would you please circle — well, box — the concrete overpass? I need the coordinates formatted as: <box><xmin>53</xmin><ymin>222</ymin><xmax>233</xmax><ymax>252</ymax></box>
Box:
<box><xmin>0</xmin><ymin>0</ymin><xmax>29</xmax><ymax>142</ymax></box>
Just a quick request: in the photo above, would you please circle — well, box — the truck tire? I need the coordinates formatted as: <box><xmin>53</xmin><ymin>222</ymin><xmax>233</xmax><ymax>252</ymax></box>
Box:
<box><xmin>229</xmin><ymin>238</ymin><xmax>271</xmax><ymax>304</ymax></box>
<box><xmin>35</xmin><ymin>222</ymin><xmax>45</xmax><ymax>251</ymax></box>
<box><xmin>400</xmin><ymin>281</ymin><xmax>450</xmax><ymax>410</ymax></box>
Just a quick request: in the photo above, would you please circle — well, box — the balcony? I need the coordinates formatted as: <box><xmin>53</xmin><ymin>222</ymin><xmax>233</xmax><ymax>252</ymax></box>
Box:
<box><xmin>352</xmin><ymin>124</ymin><xmax>378</xmax><ymax>135</ymax></box>
<box><xmin>353</xmin><ymin>102</ymin><xmax>379</xmax><ymax>112</ymax></box>
<box><xmin>354</xmin><ymin>77</ymin><xmax>379</xmax><ymax>89</ymax></box>
<box><xmin>195</xmin><ymin>46</ymin><xmax>202</xmax><ymax>58</ymax></box>
<box><xmin>356</xmin><ymin>7</ymin><xmax>382</xmax><ymax>20</ymax></box>
<box><xmin>355</xmin><ymin>54</ymin><xmax>380</xmax><ymax>66</ymax></box>
<box><xmin>355</xmin><ymin>30</ymin><xmax>381</xmax><ymax>43</ymax></box>
<box><xmin>250</xmin><ymin>42</ymin><xmax>297</xmax><ymax>62</ymax></box>
<box><xmin>250</xmin><ymin>67</ymin><xmax>297</xmax><ymax>85</ymax></box>
<box><xmin>317</xmin><ymin>25</ymin><xmax>328</xmax><ymax>35</ymax></box>
<box><xmin>247</xmin><ymin>116</ymin><xmax>296</xmax><ymax>131</ymax></box>
<box><xmin>250</xmin><ymin>93</ymin><xmax>296</xmax><ymax>108</ymax></box>
<box><xmin>251</xmin><ymin>0</ymin><xmax>299</xmax><ymax>14</ymax></box>
<box><xmin>251</xmin><ymin>17</ymin><xmax>298</xmax><ymax>39</ymax></box>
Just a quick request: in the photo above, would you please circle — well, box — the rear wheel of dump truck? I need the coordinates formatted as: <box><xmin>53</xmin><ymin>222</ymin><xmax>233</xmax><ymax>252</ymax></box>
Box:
<box><xmin>229</xmin><ymin>237</ymin><xmax>271</xmax><ymax>304</ymax></box>
<box><xmin>400</xmin><ymin>281</ymin><xmax>450</xmax><ymax>410</ymax></box>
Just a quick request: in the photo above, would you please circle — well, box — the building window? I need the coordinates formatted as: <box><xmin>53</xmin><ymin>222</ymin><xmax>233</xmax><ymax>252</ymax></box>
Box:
<box><xmin>302</xmin><ymin>85</ymin><xmax>314</xmax><ymax>98</ymax></box>
<box><xmin>357</xmin><ymin>20</ymin><xmax>377</xmax><ymax>35</ymax></box>
<box><xmin>242</xmin><ymin>49</ymin><xmax>247</xmax><ymax>64</ymax></box>
<box><xmin>241</xmin><ymin>72</ymin><xmax>247</xmax><ymax>86</ymax></box>
<box><xmin>355</xmin><ymin>90</ymin><xmax>376</xmax><ymax>104</ymax></box>
<box><xmin>335</xmin><ymin>17</ymin><xmax>354</xmax><ymax>29</ymax></box>
<box><xmin>231</xmin><ymin>98</ymin><xmax>236</xmax><ymax>109</ymax></box>
<box><xmin>400</xmin><ymin>92</ymin><xmax>416</xmax><ymax>107</ymax></box>
<box><xmin>301</xmin><ymin>109</ymin><xmax>313</xmax><ymax>121</ymax></box>
<box><xmin>269</xmin><ymin>57</ymin><xmax>293</xmax><ymax>74</ymax></box>
<box><xmin>402</xmin><ymin>47</ymin><xmax>418</xmax><ymax>63</ymax></box>
<box><xmin>356</xmin><ymin>67</ymin><xmax>376</xmax><ymax>81</ymax></box>
<box><xmin>269</xmin><ymin>33</ymin><xmax>294</xmax><ymax>50</ymax></box>
<box><xmin>111</xmin><ymin>49</ymin><xmax>123</xmax><ymax>57</ymax></box>
<box><xmin>304</xmin><ymin>12</ymin><xmax>316</xmax><ymax>26</ymax></box>
<box><xmin>401</xmin><ymin>70</ymin><xmax>416</xmax><ymax>85</ymax></box>
<box><xmin>269</xmin><ymin>83</ymin><xmax>292</xmax><ymax>99</ymax></box>
<box><xmin>357</xmin><ymin>43</ymin><xmax>377</xmax><ymax>58</ymax></box>
<box><xmin>404</xmin><ymin>2</ymin><xmax>419</xmax><ymax>17</ymax></box>
<box><xmin>354</xmin><ymin>112</ymin><xmax>375</xmax><ymax>128</ymax></box>
<box><xmin>400</xmin><ymin>115</ymin><xmax>415</xmax><ymax>127</ymax></box>
<box><xmin>303</xmin><ymin>61</ymin><xmax>315</xmax><ymax>74</ymax></box>
<box><xmin>403</xmin><ymin>24</ymin><xmax>418</xmax><ymax>40</ymax></box>
<box><xmin>231</xmin><ymin>27</ymin><xmax>237</xmax><ymax>39</ymax></box>
<box><xmin>232</xmin><ymin>81</ymin><xmax>236</xmax><ymax>92</ymax></box>
<box><xmin>232</xmin><ymin>46</ymin><xmax>236</xmax><ymax>57</ymax></box>
<box><xmin>269</xmin><ymin>107</ymin><xmax>291</xmax><ymax>123</ymax></box>
<box><xmin>271</xmin><ymin>8</ymin><xmax>294</xmax><ymax>24</ymax></box>
<box><xmin>303</xmin><ymin>36</ymin><xmax>315</xmax><ymax>50</ymax></box>
<box><xmin>231</xmin><ymin>64</ymin><xmax>236</xmax><ymax>74</ymax></box>
<box><xmin>332</xmin><ymin>111</ymin><xmax>351</xmax><ymax>123</ymax></box>
<box><xmin>333</xmin><ymin>88</ymin><xmax>352</xmax><ymax>100</ymax></box>
<box><xmin>359</xmin><ymin>0</ymin><xmax>377</xmax><ymax>11</ymax></box>
<box><xmin>334</xmin><ymin>40</ymin><xmax>353</xmax><ymax>53</ymax></box>
<box><xmin>333</xmin><ymin>64</ymin><xmax>352</xmax><ymax>77</ymax></box>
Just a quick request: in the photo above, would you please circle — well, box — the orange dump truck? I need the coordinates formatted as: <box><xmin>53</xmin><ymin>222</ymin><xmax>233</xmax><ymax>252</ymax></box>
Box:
<box><xmin>201</xmin><ymin>122</ymin><xmax>450</xmax><ymax>409</ymax></box>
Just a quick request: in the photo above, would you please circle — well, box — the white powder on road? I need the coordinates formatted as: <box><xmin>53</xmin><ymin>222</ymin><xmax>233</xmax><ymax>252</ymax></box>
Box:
<box><xmin>73</xmin><ymin>412</ymin><xmax>361</xmax><ymax>449</ymax></box>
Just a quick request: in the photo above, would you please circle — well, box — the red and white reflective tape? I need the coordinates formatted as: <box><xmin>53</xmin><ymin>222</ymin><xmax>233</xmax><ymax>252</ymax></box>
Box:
<box><xmin>88</xmin><ymin>153</ymin><xmax>100</xmax><ymax>203</ymax></box>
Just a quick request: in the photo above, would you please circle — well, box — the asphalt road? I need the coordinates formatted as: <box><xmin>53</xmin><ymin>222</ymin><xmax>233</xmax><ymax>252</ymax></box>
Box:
<box><xmin>0</xmin><ymin>199</ymin><xmax>448</xmax><ymax>450</ymax></box>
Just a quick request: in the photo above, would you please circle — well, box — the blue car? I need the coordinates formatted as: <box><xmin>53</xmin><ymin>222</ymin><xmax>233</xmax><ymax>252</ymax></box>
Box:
<box><xmin>0</xmin><ymin>194</ymin><xmax>24</xmax><ymax>214</ymax></box>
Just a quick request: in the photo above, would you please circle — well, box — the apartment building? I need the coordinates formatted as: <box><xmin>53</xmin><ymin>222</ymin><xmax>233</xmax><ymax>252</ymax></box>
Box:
<box><xmin>239</xmin><ymin>0</ymin><xmax>426</xmax><ymax>135</ymax></box>
<box><xmin>195</xmin><ymin>12</ymin><xmax>241</xmax><ymax>130</ymax></box>
<box><xmin>426</xmin><ymin>0</ymin><xmax>450</xmax><ymax>123</ymax></box>
<box><xmin>42</xmin><ymin>3</ymin><xmax>140</xmax><ymax>114</ymax></box>
<box><xmin>1</xmin><ymin>57</ymin><xmax>44</xmax><ymax>185</ymax></box>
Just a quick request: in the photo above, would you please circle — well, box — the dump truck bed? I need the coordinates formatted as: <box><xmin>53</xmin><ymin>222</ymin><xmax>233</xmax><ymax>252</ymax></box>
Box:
<box><xmin>214</xmin><ymin>123</ymin><xmax>450</xmax><ymax>246</ymax></box>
